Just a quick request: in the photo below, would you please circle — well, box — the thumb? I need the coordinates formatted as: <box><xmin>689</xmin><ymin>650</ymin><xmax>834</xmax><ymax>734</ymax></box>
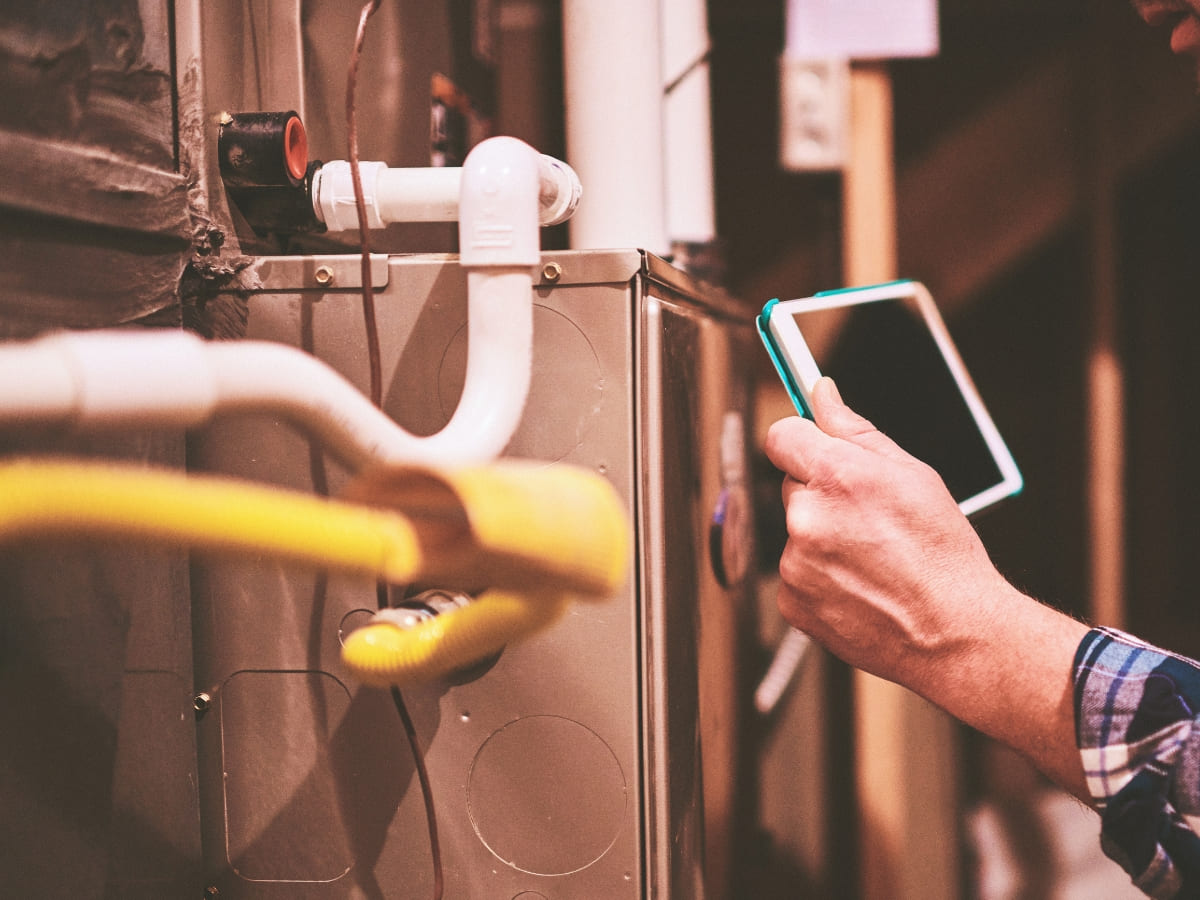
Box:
<box><xmin>809</xmin><ymin>377</ymin><xmax>907</xmax><ymax>460</ymax></box>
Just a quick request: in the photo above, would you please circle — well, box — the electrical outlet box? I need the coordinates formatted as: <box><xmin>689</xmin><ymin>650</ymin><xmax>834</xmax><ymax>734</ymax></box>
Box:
<box><xmin>778</xmin><ymin>56</ymin><xmax>850</xmax><ymax>172</ymax></box>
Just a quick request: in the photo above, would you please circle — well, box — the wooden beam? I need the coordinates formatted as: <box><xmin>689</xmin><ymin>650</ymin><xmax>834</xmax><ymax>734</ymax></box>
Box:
<box><xmin>844</xmin><ymin>63</ymin><xmax>960</xmax><ymax>900</ymax></box>
<box><xmin>1083</xmin><ymin>11</ymin><xmax>1127</xmax><ymax>629</ymax></box>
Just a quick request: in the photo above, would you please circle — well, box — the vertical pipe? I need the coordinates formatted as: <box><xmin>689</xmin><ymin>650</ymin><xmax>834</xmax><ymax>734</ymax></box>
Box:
<box><xmin>244</xmin><ymin>0</ymin><xmax>306</xmax><ymax>121</ymax></box>
<box><xmin>561</xmin><ymin>0</ymin><xmax>668</xmax><ymax>255</ymax></box>
<box><xmin>661</xmin><ymin>0</ymin><xmax>716</xmax><ymax>248</ymax></box>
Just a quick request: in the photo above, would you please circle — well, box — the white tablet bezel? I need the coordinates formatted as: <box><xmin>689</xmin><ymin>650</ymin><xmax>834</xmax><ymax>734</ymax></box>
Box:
<box><xmin>761</xmin><ymin>280</ymin><xmax>1023</xmax><ymax>517</ymax></box>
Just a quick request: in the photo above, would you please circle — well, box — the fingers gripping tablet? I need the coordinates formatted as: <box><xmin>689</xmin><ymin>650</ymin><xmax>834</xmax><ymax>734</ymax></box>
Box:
<box><xmin>758</xmin><ymin>280</ymin><xmax>1022</xmax><ymax>517</ymax></box>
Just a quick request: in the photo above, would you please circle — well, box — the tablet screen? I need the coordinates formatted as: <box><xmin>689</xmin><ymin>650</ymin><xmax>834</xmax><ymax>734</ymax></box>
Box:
<box><xmin>784</xmin><ymin>293</ymin><xmax>1007</xmax><ymax>508</ymax></box>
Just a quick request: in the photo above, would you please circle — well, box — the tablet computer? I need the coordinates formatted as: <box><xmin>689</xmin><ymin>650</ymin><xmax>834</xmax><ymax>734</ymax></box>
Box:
<box><xmin>758</xmin><ymin>280</ymin><xmax>1022</xmax><ymax>517</ymax></box>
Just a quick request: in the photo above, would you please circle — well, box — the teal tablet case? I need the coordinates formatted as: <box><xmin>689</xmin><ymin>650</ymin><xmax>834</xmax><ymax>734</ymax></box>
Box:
<box><xmin>758</xmin><ymin>282</ymin><xmax>914</xmax><ymax>419</ymax></box>
<box><xmin>756</xmin><ymin>298</ymin><xmax>811</xmax><ymax>419</ymax></box>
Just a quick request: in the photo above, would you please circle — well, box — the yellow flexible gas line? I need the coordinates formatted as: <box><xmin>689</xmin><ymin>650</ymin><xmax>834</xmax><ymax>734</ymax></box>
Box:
<box><xmin>340</xmin><ymin>460</ymin><xmax>629</xmax><ymax>596</ymax></box>
<box><xmin>340</xmin><ymin>590</ymin><xmax>569</xmax><ymax>687</ymax></box>
<box><xmin>0</xmin><ymin>457</ymin><xmax>628</xmax><ymax>685</ymax></box>
<box><xmin>0</xmin><ymin>457</ymin><xmax>426</xmax><ymax>582</ymax></box>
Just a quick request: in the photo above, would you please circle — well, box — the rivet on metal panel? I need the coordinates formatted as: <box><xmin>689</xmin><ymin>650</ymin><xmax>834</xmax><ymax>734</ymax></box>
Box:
<box><xmin>313</xmin><ymin>265</ymin><xmax>335</xmax><ymax>286</ymax></box>
<box><xmin>193</xmin><ymin>692</ymin><xmax>212</xmax><ymax>714</ymax></box>
<box><xmin>204</xmin><ymin>886</ymin><xmax>220</xmax><ymax>897</ymax></box>
<box><xmin>541</xmin><ymin>261</ymin><xmax>563</xmax><ymax>283</ymax></box>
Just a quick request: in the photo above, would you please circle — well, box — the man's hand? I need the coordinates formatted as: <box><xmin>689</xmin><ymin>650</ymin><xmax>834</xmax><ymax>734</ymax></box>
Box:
<box><xmin>764</xmin><ymin>377</ymin><xmax>1090</xmax><ymax>799</ymax></box>
<box><xmin>764</xmin><ymin>377</ymin><xmax>1005</xmax><ymax>684</ymax></box>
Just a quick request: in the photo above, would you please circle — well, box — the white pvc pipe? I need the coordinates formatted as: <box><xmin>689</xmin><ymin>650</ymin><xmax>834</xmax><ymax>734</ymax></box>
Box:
<box><xmin>376</xmin><ymin>166</ymin><xmax>461</xmax><ymax>222</ymax></box>
<box><xmin>311</xmin><ymin>162</ymin><xmax>459</xmax><ymax>229</ymax></box>
<box><xmin>0</xmin><ymin>311</ymin><xmax>529</xmax><ymax>471</ymax></box>
<box><xmin>562</xmin><ymin>0</ymin><xmax>668</xmax><ymax>254</ymax></box>
<box><xmin>0</xmin><ymin>330</ymin><xmax>219</xmax><ymax>429</ymax></box>
<box><xmin>428</xmin><ymin>269</ymin><xmax>532</xmax><ymax>458</ymax></box>
<box><xmin>312</xmin><ymin>153</ymin><xmax>581</xmax><ymax>231</ymax></box>
<box><xmin>661</xmin><ymin>0</ymin><xmax>716</xmax><ymax>245</ymax></box>
<box><xmin>209</xmin><ymin>269</ymin><xmax>532</xmax><ymax>467</ymax></box>
<box><xmin>457</xmin><ymin>137</ymin><xmax>540</xmax><ymax>267</ymax></box>
<box><xmin>0</xmin><ymin>138</ymin><xmax>549</xmax><ymax>469</ymax></box>
<box><xmin>754</xmin><ymin>628</ymin><xmax>812</xmax><ymax>716</ymax></box>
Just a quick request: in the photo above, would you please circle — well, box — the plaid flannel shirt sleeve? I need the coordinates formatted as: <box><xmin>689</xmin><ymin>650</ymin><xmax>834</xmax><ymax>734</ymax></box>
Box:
<box><xmin>1075</xmin><ymin>627</ymin><xmax>1200</xmax><ymax>899</ymax></box>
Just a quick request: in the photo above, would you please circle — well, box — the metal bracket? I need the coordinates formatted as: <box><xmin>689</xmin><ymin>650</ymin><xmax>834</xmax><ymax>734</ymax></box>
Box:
<box><xmin>245</xmin><ymin>253</ymin><xmax>390</xmax><ymax>292</ymax></box>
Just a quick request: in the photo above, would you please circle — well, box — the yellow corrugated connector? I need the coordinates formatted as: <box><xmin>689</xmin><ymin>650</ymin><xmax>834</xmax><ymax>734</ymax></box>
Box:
<box><xmin>0</xmin><ymin>457</ymin><xmax>429</xmax><ymax>581</ymax></box>
<box><xmin>338</xmin><ymin>462</ymin><xmax>629</xmax><ymax>686</ymax></box>
<box><xmin>0</xmin><ymin>457</ymin><xmax>628</xmax><ymax>686</ymax></box>
<box><xmin>339</xmin><ymin>462</ymin><xmax>629</xmax><ymax>596</ymax></box>
<box><xmin>340</xmin><ymin>590</ymin><xmax>570</xmax><ymax>687</ymax></box>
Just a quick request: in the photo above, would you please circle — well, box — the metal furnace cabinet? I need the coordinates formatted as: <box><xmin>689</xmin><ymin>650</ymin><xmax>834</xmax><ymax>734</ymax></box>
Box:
<box><xmin>190</xmin><ymin>249</ymin><xmax>758</xmax><ymax>899</ymax></box>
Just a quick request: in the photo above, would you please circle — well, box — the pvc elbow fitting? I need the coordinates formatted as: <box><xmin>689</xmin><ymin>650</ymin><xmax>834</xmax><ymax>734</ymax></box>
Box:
<box><xmin>458</xmin><ymin>136</ymin><xmax>542</xmax><ymax>269</ymax></box>
<box><xmin>311</xmin><ymin>159</ymin><xmax>390</xmax><ymax>231</ymax></box>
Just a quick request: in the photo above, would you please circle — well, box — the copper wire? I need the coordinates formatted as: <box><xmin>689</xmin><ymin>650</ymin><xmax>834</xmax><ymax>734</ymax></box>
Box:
<box><xmin>347</xmin><ymin>0</ymin><xmax>385</xmax><ymax>408</ymax></box>
<box><xmin>347</xmin><ymin>4</ymin><xmax>444</xmax><ymax>896</ymax></box>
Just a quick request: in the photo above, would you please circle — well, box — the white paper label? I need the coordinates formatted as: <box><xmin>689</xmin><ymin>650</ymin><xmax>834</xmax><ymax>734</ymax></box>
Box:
<box><xmin>785</xmin><ymin>0</ymin><xmax>939</xmax><ymax>60</ymax></box>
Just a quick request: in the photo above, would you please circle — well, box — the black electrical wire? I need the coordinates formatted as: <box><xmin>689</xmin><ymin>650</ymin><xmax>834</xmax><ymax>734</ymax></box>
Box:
<box><xmin>349</xmin><ymin>4</ymin><xmax>444</xmax><ymax>897</ymax></box>
<box><xmin>378</xmin><ymin>582</ymin><xmax>445</xmax><ymax>900</ymax></box>
<box><xmin>390</xmin><ymin>684</ymin><xmax>445</xmax><ymax>895</ymax></box>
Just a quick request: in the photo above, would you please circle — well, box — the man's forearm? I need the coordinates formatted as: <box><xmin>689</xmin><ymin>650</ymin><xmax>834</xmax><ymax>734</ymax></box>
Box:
<box><xmin>897</xmin><ymin>580</ymin><xmax>1091</xmax><ymax>802</ymax></box>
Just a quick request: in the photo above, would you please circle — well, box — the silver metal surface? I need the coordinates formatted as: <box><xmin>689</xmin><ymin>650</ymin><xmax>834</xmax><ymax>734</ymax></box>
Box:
<box><xmin>191</xmin><ymin>248</ymin><xmax>757</xmax><ymax>898</ymax></box>
<box><xmin>245</xmin><ymin>253</ymin><xmax>391</xmax><ymax>291</ymax></box>
<box><xmin>639</xmin><ymin>279</ymin><xmax>757</xmax><ymax>900</ymax></box>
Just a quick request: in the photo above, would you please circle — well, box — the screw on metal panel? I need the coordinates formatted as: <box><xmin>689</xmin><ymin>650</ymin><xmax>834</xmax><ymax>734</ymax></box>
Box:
<box><xmin>193</xmin><ymin>692</ymin><xmax>211</xmax><ymax>714</ymax></box>
<box><xmin>541</xmin><ymin>261</ymin><xmax>563</xmax><ymax>283</ymax></box>
<box><xmin>314</xmin><ymin>265</ymin><xmax>335</xmax><ymax>286</ymax></box>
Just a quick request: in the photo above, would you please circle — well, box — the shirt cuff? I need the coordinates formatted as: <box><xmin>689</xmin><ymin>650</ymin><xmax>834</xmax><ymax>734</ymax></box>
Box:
<box><xmin>1074</xmin><ymin>626</ymin><xmax>1200</xmax><ymax>899</ymax></box>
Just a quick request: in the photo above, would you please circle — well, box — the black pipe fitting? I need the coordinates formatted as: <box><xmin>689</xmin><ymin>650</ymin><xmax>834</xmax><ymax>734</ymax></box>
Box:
<box><xmin>218</xmin><ymin>110</ymin><xmax>308</xmax><ymax>188</ymax></box>
<box><xmin>217</xmin><ymin>110</ymin><xmax>324</xmax><ymax>235</ymax></box>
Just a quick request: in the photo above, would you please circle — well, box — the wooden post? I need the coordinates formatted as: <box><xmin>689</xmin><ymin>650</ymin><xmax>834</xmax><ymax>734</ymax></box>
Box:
<box><xmin>1085</xmin><ymin>11</ymin><xmax>1126</xmax><ymax>631</ymax></box>
<box><xmin>843</xmin><ymin>62</ymin><xmax>960</xmax><ymax>900</ymax></box>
